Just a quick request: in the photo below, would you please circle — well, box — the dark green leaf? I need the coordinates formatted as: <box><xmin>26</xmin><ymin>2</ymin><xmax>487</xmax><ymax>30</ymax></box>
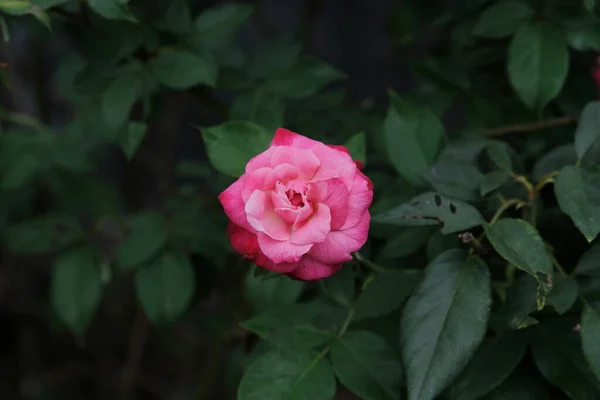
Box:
<box><xmin>245</xmin><ymin>267</ymin><xmax>304</xmax><ymax>312</ymax></box>
<box><xmin>331</xmin><ymin>331</ymin><xmax>403</xmax><ymax>400</ymax></box>
<box><xmin>472</xmin><ymin>1</ymin><xmax>533</xmax><ymax>39</ymax></box>
<box><xmin>320</xmin><ymin>266</ymin><xmax>354</xmax><ymax>307</ymax></box>
<box><xmin>248</xmin><ymin>37</ymin><xmax>302</xmax><ymax>79</ymax></box>
<box><xmin>373</xmin><ymin>192</ymin><xmax>485</xmax><ymax>234</ymax></box>
<box><xmin>200</xmin><ymin>121</ymin><xmax>271</xmax><ymax>177</ymax></box>
<box><xmin>88</xmin><ymin>0</ymin><xmax>136</xmax><ymax>23</ymax></box>
<box><xmin>152</xmin><ymin>50</ymin><xmax>217</xmax><ymax>89</ymax></box>
<box><xmin>191</xmin><ymin>3</ymin><xmax>253</xmax><ymax>46</ymax></box>
<box><xmin>574</xmin><ymin>241</ymin><xmax>600</xmax><ymax>277</ymax></box>
<box><xmin>240</xmin><ymin>305</ymin><xmax>309</xmax><ymax>338</ymax></box>
<box><xmin>383</xmin><ymin>92</ymin><xmax>446</xmax><ymax>185</ymax></box>
<box><xmin>344</xmin><ymin>132</ymin><xmax>366</xmax><ymax>165</ymax></box>
<box><xmin>491</xmin><ymin>274</ymin><xmax>539</xmax><ymax>333</ymax></box>
<box><xmin>266</xmin><ymin>325</ymin><xmax>333</xmax><ymax>349</ymax></box>
<box><xmin>153</xmin><ymin>0</ymin><xmax>191</xmax><ymax>35</ymax></box>
<box><xmin>555</xmin><ymin>166</ymin><xmax>600</xmax><ymax>242</ymax></box>
<box><xmin>379</xmin><ymin>227</ymin><xmax>433</xmax><ymax>259</ymax></box>
<box><xmin>582</xmin><ymin>305</ymin><xmax>600</xmax><ymax>383</ymax></box>
<box><xmin>425</xmin><ymin>155</ymin><xmax>484</xmax><ymax>201</ymax></box>
<box><xmin>51</xmin><ymin>247</ymin><xmax>102</xmax><ymax>334</ymax></box>
<box><xmin>230</xmin><ymin>90</ymin><xmax>284</xmax><ymax>132</ymax></box>
<box><xmin>120</xmin><ymin>122</ymin><xmax>147</xmax><ymax>160</ymax></box>
<box><xmin>575</xmin><ymin>101</ymin><xmax>600</xmax><ymax>161</ymax></box>
<box><xmin>547</xmin><ymin>274</ymin><xmax>579</xmax><ymax>314</ymax></box>
<box><xmin>238</xmin><ymin>348</ymin><xmax>336</xmax><ymax>400</ymax></box>
<box><xmin>6</xmin><ymin>215</ymin><xmax>82</xmax><ymax>254</ymax></box>
<box><xmin>401</xmin><ymin>250</ymin><xmax>492</xmax><ymax>400</ymax></box>
<box><xmin>135</xmin><ymin>250</ymin><xmax>195</xmax><ymax>324</ymax></box>
<box><xmin>585</xmin><ymin>0</ymin><xmax>596</xmax><ymax>12</ymax></box>
<box><xmin>446</xmin><ymin>329</ymin><xmax>532</xmax><ymax>400</ymax></box>
<box><xmin>1</xmin><ymin>152</ymin><xmax>38</xmax><ymax>190</ymax></box>
<box><xmin>101</xmin><ymin>73</ymin><xmax>138</xmax><ymax>130</ymax></box>
<box><xmin>31</xmin><ymin>0</ymin><xmax>71</xmax><ymax>9</ymax></box>
<box><xmin>116</xmin><ymin>210</ymin><xmax>167</xmax><ymax>271</ymax></box>
<box><xmin>487</xmin><ymin>369</ymin><xmax>548</xmax><ymax>400</ymax></box>
<box><xmin>532</xmin><ymin>144</ymin><xmax>576</xmax><ymax>182</ymax></box>
<box><xmin>0</xmin><ymin>2</ymin><xmax>51</xmax><ymax>30</ymax></box>
<box><xmin>0</xmin><ymin>16</ymin><xmax>8</xmax><ymax>42</ymax></box>
<box><xmin>508</xmin><ymin>21</ymin><xmax>569</xmax><ymax>110</ymax></box>
<box><xmin>484</xmin><ymin>219</ymin><xmax>553</xmax><ymax>309</ymax></box>
<box><xmin>485</xmin><ymin>140</ymin><xmax>513</xmax><ymax>172</ymax></box>
<box><xmin>354</xmin><ymin>269</ymin><xmax>422</xmax><ymax>321</ymax></box>
<box><xmin>426</xmin><ymin>231</ymin><xmax>459</xmax><ymax>261</ymax></box>
<box><xmin>480</xmin><ymin>171</ymin><xmax>510</xmax><ymax>196</ymax></box>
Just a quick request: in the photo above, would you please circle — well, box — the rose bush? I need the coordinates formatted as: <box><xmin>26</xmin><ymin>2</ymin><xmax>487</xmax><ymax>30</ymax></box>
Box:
<box><xmin>218</xmin><ymin>128</ymin><xmax>373</xmax><ymax>280</ymax></box>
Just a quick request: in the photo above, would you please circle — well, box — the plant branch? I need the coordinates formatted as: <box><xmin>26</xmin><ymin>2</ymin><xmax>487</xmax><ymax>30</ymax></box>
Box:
<box><xmin>120</xmin><ymin>308</ymin><xmax>149</xmax><ymax>400</ymax></box>
<box><xmin>484</xmin><ymin>116</ymin><xmax>575</xmax><ymax>137</ymax></box>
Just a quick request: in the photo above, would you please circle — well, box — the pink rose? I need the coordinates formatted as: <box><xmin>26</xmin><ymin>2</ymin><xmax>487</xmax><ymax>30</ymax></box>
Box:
<box><xmin>218</xmin><ymin>128</ymin><xmax>373</xmax><ymax>280</ymax></box>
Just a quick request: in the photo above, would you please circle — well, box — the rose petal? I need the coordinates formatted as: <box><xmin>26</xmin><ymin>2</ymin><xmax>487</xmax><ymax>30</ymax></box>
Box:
<box><xmin>340</xmin><ymin>173</ymin><xmax>373</xmax><ymax>230</ymax></box>
<box><xmin>257</xmin><ymin>232</ymin><xmax>312</xmax><ymax>263</ymax></box>
<box><xmin>310</xmin><ymin>143</ymin><xmax>357</xmax><ymax>188</ymax></box>
<box><xmin>327</xmin><ymin>144</ymin><xmax>351</xmax><ymax>156</ymax></box>
<box><xmin>287</xmin><ymin>257</ymin><xmax>342</xmax><ymax>280</ymax></box>
<box><xmin>308</xmin><ymin>178</ymin><xmax>349</xmax><ymax>230</ymax></box>
<box><xmin>271</xmin><ymin>146</ymin><xmax>320</xmax><ymax>179</ymax></box>
<box><xmin>218</xmin><ymin>175</ymin><xmax>255</xmax><ymax>233</ymax></box>
<box><xmin>308</xmin><ymin>211</ymin><xmax>370</xmax><ymax>264</ymax></box>
<box><xmin>254</xmin><ymin>253</ymin><xmax>299</xmax><ymax>273</ymax></box>
<box><xmin>226</xmin><ymin>222</ymin><xmax>260</xmax><ymax>258</ymax></box>
<box><xmin>245</xmin><ymin>190</ymin><xmax>290</xmax><ymax>240</ymax></box>
<box><xmin>291</xmin><ymin>203</ymin><xmax>331</xmax><ymax>245</ymax></box>
<box><xmin>271</xmin><ymin>127</ymin><xmax>320</xmax><ymax>149</ymax></box>
<box><xmin>245</xmin><ymin>146</ymin><xmax>277</xmax><ymax>173</ymax></box>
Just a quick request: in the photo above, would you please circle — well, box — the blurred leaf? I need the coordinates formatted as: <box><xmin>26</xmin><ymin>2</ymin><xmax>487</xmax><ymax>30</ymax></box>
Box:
<box><xmin>383</xmin><ymin>91</ymin><xmax>446</xmax><ymax>186</ymax></box>
<box><xmin>88</xmin><ymin>0</ymin><xmax>137</xmax><ymax>23</ymax></box>
<box><xmin>401</xmin><ymin>250</ymin><xmax>492</xmax><ymax>400</ymax></box>
<box><xmin>238</xmin><ymin>348</ymin><xmax>336</xmax><ymax>400</ymax></box>
<box><xmin>6</xmin><ymin>215</ymin><xmax>82</xmax><ymax>254</ymax></box>
<box><xmin>152</xmin><ymin>49</ymin><xmax>217</xmax><ymax>89</ymax></box>
<box><xmin>480</xmin><ymin>171</ymin><xmax>510</xmax><ymax>196</ymax></box>
<box><xmin>248</xmin><ymin>37</ymin><xmax>302</xmax><ymax>79</ymax></box>
<box><xmin>0</xmin><ymin>1</ymin><xmax>51</xmax><ymax>30</ymax></box>
<box><xmin>31</xmin><ymin>0</ymin><xmax>70</xmax><ymax>9</ymax></box>
<box><xmin>585</xmin><ymin>0</ymin><xmax>596</xmax><ymax>12</ymax></box>
<box><xmin>426</xmin><ymin>230</ymin><xmax>459</xmax><ymax>261</ymax></box>
<box><xmin>484</xmin><ymin>219</ymin><xmax>553</xmax><ymax>309</ymax></box>
<box><xmin>320</xmin><ymin>266</ymin><xmax>354</xmax><ymax>308</ymax></box>
<box><xmin>547</xmin><ymin>274</ymin><xmax>579</xmax><ymax>315</ymax></box>
<box><xmin>344</xmin><ymin>132</ymin><xmax>366</xmax><ymax>166</ymax></box>
<box><xmin>487</xmin><ymin>369</ymin><xmax>548</xmax><ymax>399</ymax></box>
<box><xmin>582</xmin><ymin>305</ymin><xmax>600</xmax><ymax>382</ymax></box>
<box><xmin>446</xmin><ymin>329</ymin><xmax>532</xmax><ymax>400</ymax></box>
<box><xmin>331</xmin><ymin>331</ymin><xmax>403</xmax><ymax>400</ymax></box>
<box><xmin>412</xmin><ymin>58</ymin><xmax>470</xmax><ymax>92</ymax></box>
<box><xmin>373</xmin><ymin>192</ymin><xmax>484</xmax><ymax>234</ymax></box>
<box><xmin>120</xmin><ymin>122</ymin><xmax>146</xmax><ymax>160</ymax></box>
<box><xmin>575</xmin><ymin>101</ymin><xmax>600</xmax><ymax>161</ymax></box>
<box><xmin>116</xmin><ymin>210</ymin><xmax>167</xmax><ymax>271</ymax></box>
<box><xmin>485</xmin><ymin>140</ymin><xmax>513</xmax><ymax>172</ymax></box>
<box><xmin>153</xmin><ymin>0</ymin><xmax>191</xmax><ymax>35</ymax></box>
<box><xmin>354</xmin><ymin>268</ymin><xmax>422</xmax><ymax>321</ymax></box>
<box><xmin>508</xmin><ymin>21</ymin><xmax>569</xmax><ymax>110</ymax></box>
<box><xmin>263</xmin><ymin>56</ymin><xmax>345</xmax><ymax>99</ymax></box>
<box><xmin>1</xmin><ymin>152</ymin><xmax>38</xmax><ymax>190</ymax></box>
<box><xmin>230</xmin><ymin>90</ymin><xmax>284</xmax><ymax>132</ymax></box>
<box><xmin>190</xmin><ymin>3</ymin><xmax>253</xmax><ymax>48</ymax></box>
<box><xmin>101</xmin><ymin>73</ymin><xmax>138</xmax><ymax>131</ymax></box>
<box><xmin>135</xmin><ymin>250</ymin><xmax>195</xmax><ymax>324</ymax></box>
<box><xmin>245</xmin><ymin>268</ymin><xmax>304</xmax><ymax>312</ymax></box>
<box><xmin>555</xmin><ymin>166</ymin><xmax>600</xmax><ymax>242</ymax></box>
<box><xmin>51</xmin><ymin>247</ymin><xmax>102</xmax><ymax>335</ymax></box>
<box><xmin>0</xmin><ymin>16</ymin><xmax>8</xmax><ymax>42</ymax></box>
<box><xmin>563</xmin><ymin>14</ymin><xmax>600</xmax><ymax>51</ymax></box>
<box><xmin>266</xmin><ymin>325</ymin><xmax>333</xmax><ymax>350</ymax></box>
<box><xmin>574</xmin><ymin>241</ymin><xmax>600</xmax><ymax>277</ymax></box>
<box><xmin>532</xmin><ymin>144</ymin><xmax>576</xmax><ymax>182</ymax></box>
<box><xmin>240</xmin><ymin>304</ymin><xmax>308</xmax><ymax>338</ymax></box>
<box><xmin>472</xmin><ymin>1</ymin><xmax>533</xmax><ymax>39</ymax></box>
<box><xmin>379</xmin><ymin>227</ymin><xmax>433</xmax><ymax>259</ymax></box>
<box><xmin>491</xmin><ymin>274</ymin><xmax>539</xmax><ymax>333</ymax></box>
<box><xmin>425</xmin><ymin>155</ymin><xmax>484</xmax><ymax>201</ymax></box>
<box><xmin>200</xmin><ymin>121</ymin><xmax>271</xmax><ymax>177</ymax></box>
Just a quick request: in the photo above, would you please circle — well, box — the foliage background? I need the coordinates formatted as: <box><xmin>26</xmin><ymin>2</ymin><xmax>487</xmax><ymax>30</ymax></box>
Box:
<box><xmin>1</xmin><ymin>0</ymin><xmax>600</xmax><ymax>399</ymax></box>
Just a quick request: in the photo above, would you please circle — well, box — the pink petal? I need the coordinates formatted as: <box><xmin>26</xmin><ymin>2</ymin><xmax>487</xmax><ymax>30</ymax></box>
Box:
<box><xmin>327</xmin><ymin>144</ymin><xmax>351</xmax><ymax>156</ymax></box>
<box><xmin>308</xmin><ymin>212</ymin><xmax>370</xmax><ymax>264</ymax></box>
<box><xmin>271</xmin><ymin>128</ymin><xmax>320</xmax><ymax>149</ymax></box>
<box><xmin>287</xmin><ymin>257</ymin><xmax>342</xmax><ymax>280</ymax></box>
<box><xmin>226</xmin><ymin>222</ymin><xmax>260</xmax><ymax>258</ymax></box>
<box><xmin>242</xmin><ymin>167</ymin><xmax>272</xmax><ymax>202</ymax></box>
<box><xmin>218</xmin><ymin>175</ymin><xmax>255</xmax><ymax>233</ymax></box>
<box><xmin>245</xmin><ymin>146</ymin><xmax>277</xmax><ymax>173</ymax></box>
<box><xmin>310</xmin><ymin>143</ymin><xmax>357</xmax><ymax>188</ymax></box>
<box><xmin>245</xmin><ymin>190</ymin><xmax>291</xmax><ymax>240</ymax></box>
<box><xmin>254</xmin><ymin>253</ymin><xmax>299</xmax><ymax>273</ymax></box>
<box><xmin>340</xmin><ymin>173</ymin><xmax>374</xmax><ymax>230</ymax></box>
<box><xmin>309</xmin><ymin>178</ymin><xmax>349</xmax><ymax>230</ymax></box>
<box><xmin>271</xmin><ymin>146</ymin><xmax>320</xmax><ymax>179</ymax></box>
<box><xmin>257</xmin><ymin>232</ymin><xmax>312</xmax><ymax>263</ymax></box>
<box><xmin>291</xmin><ymin>203</ymin><xmax>331</xmax><ymax>245</ymax></box>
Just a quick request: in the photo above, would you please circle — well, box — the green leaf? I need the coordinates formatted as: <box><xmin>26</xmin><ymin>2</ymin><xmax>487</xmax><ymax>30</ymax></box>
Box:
<box><xmin>585</xmin><ymin>0</ymin><xmax>596</xmax><ymax>12</ymax></box>
<box><xmin>153</xmin><ymin>0</ymin><xmax>191</xmax><ymax>35</ymax></box>
<box><xmin>51</xmin><ymin>247</ymin><xmax>102</xmax><ymax>334</ymax></box>
<box><xmin>480</xmin><ymin>171</ymin><xmax>510</xmax><ymax>196</ymax></box>
<box><xmin>472</xmin><ymin>1</ymin><xmax>533</xmax><ymax>39</ymax></box>
<box><xmin>6</xmin><ymin>215</ymin><xmax>82</xmax><ymax>254</ymax></box>
<box><xmin>582</xmin><ymin>305</ymin><xmax>600</xmax><ymax>382</ymax></box>
<box><xmin>230</xmin><ymin>90</ymin><xmax>284</xmax><ymax>133</ymax></box>
<box><xmin>191</xmin><ymin>3</ymin><xmax>253</xmax><ymax>47</ymax></box>
<box><xmin>263</xmin><ymin>56</ymin><xmax>346</xmax><ymax>99</ymax></box>
<box><xmin>372</xmin><ymin>192</ymin><xmax>485</xmax><ymax>234</ymax></box>
<box><xmin>383</xmin><ymin>92</ymin><xmax>446</xmax><ymax>185</ymax></box>
<box><xmin>401</xmin><ymin>250</ymin><xmax>492</xmax><ymax>400</ymax></box>
<box><xmin>491</xmin><ymin>274</ymin><xmax>539</xmax><ymax>333</ymax></box>
<box><xmin>532</xmin><ymin>144</ymin><xmax>576</xmax><ymax>182</ymax></box>
<box><xmin>379</xmin><ymin>227</ymin><xmax>433</xmax><ymax>259</ymax></box>
<box><xmin>245</xmin><ymin>267</ymin><xmax>304</xmax><ymax>312</ymax></box>
<box><xmin>425</xmin><ymin>155</ymin><xmax>484</xmax><ymax>201</ymax></box>
<box><xmin>248</xmin><ymin>37</ymin><xmax>302</xmax><ymax>79</ymax></box>
<box><xmin>554</xmin><ymin>166</ymin><xmax>600</xmax><ymax>242</ymax></box>
<box><xmin>240</xmin><ymin>304</ymin><xmax>308</xmax><ymax>338</ymax></box>
<box><xmin>238</xmin><ymin>348</ymin><xmax>336</xmax><ymax>400</ymax></box>
<box><xmin>484</xmin><ymin>219</ymin><xmax>553</xmax><ymax>309</ymax></box>
<box><xmin>0</xmin><ymin>16</ymin><xmax>8</xmax><ymax>42</ymax></box>
<box><xmin>508</xmin><ymin>21</ymin><xmax>569</xmax><ymax>110</ymax></box>
<box><xmin>101</xmin><ymin>73</ymin><xmax>138</xmax><ymax>130</ymax></box>
<box><xmin>116</xmin><ymin>210</ymin><xmax>167</xmax><ymax>271</ymax></box>
<box><xmin>532</xmin><ymin>324</ymin><xmax>600</xmax><ymax>398</ymax></box>
<box><xmin>575</xmin><ymin>101</ymin><xmax>600</xmax><ymax>161</ymax></box>
<box><xmin>120</xmin><ymin>121</ymin><xmax>146</xmax><ymax>160</ymax></box>
<box><xmin>152</xmin><ymin>50</ymin><xmax>217</xmax><ymax>89</ymax></box>
<box><xmin>446</xmin><ymin>329</ymin><xmax>532</xmax><ymax>400</ymax></box>
<box><xmin>266</xmin><ymin>325</ymin><xmax>333</xmax><ymax>350</ymax></box>
<box><xmin>485</xmin><ymin>140</ymin><xmax>513</xmax><ymax>172</ymax></box>
<box><xmin>135</xmin><ymin>250</ymin><xmax>195</xmax><ymax>324</ymax></box>
<box><xmin>426</xmin><ymin>230</ymin><xmax>459</xmax><ymax>261</ymax></box>
<box><xmin>1</xmin><ymin>152</ymin><xmax>38</xmax><ymax>190</ymax></box>
<box><xmin>320</xmin><ymin>266</ymin><xmax>354</xmax><ymax>307</ymax></box>
<box><xmin>354</xmin><ymin>269</ymin><xmax>422</xmax><ymax>321</ymax></box>
<box><xmin>487</xmin><ymin>369</ymin><xmax>548</xmax><ymax>399</ymax></box>
<box><xmin>88</xmin><ymin>0</ymin><xmax>136</xmax><ymax>23</ymax></box>
<box><xmin>574</xmin><ymin>241</ymin><xmax>600</xmax><ymax>277</ymax></box>
<box><xmin>200</xmin><ymin>121</ymin><xmax>271</xmax><ymax>177</ymax></box>
<box><xmin>0</xmin><ymin>1</ymin><xmax>51</xmax><ymax>30</ymax></box>
<box><xmin>547</xmin><ymin>274</ymin><xmax>579</xmax><ymax>315</ymax></box>
<box><xmin>31</xmin><ymin>0</ymin><xmax>70</xmax><ymax>9</ymax></box>
<box><xmin>331</xmin><ymin>331</ymin><xmax>403</xmax><ymax>400</ymax></box>
<box><xmin>344</xmin><ymin>132</ymin><xmax>366</xmax><ymax>166</ymax></box>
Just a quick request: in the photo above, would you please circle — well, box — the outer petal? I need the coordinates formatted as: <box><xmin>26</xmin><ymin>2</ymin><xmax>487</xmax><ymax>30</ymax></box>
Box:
<box><xmin>308</xmin><ymin>211</ymin><xmax>370</xmax><ymax>264</ymax></box>
<box><xmin>340</xmin><ymin>172</ymin><xmax>374</xmax><ymax>230</ymax></box>
<box><xmin>309</xmin><ymin>178</ymin><xmax>349</xmax><ymax>230</ymax></box>
<box><xmin>290</xmin><ymin>203</ymin><xmax>331</xmax><ymax>245</ymax></box>
<box><xmin>327</xmin><ymin>144</ymin><xmax>351</xmax><ymax>156</ymax></box>
<box><xmin>271</xmin><ymin>127</ymin><xmax>321</xmax><ymax>149</ymax></box>
<box><xmin>218</xmin><ymin>176</ymin><xmax>254</xmax><ymax>232</ymax></box>
<box><xmin>258</xmin><ymin>232</ymin><xmax>313</xmax><ymax>263</ymax></box>
<box><xmin>287</xmin><ymin>257</ymin><xmax>342</xmax><ymax>280</ymax></box>
<box><xmin>310</xmin><ymin>143</ymin><xmax>357</xmax><ymax>188</ymax></box>
<box><xmin>245</xmin><ymin>190</ymin><xmax>291</xmax><ymax>240</ymax></box>
<box><xmin>226</xmin><ymin>222</ymin><xmax>260</xmax><ymax>258</ymax></box>
<box><xmin>271</xmin><ymin>146</ymin><xmax>320</xmax><ymax>179</ymax></box>
<box><xmin>246</xmin><ymin>146</ymin><xmax>277</xmax><ymax>173</ymax></box>
<box><xmin>254</xmin><ymin>253</ymin><xmax>299</xmax><ymax>273</ymax></box>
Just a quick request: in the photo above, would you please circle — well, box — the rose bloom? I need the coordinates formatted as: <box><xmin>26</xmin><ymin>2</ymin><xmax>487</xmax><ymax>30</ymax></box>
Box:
<box><xmin>218</xmin><ymin>128</ymin><xmax>373</xmax><ymax>280</ymax></box>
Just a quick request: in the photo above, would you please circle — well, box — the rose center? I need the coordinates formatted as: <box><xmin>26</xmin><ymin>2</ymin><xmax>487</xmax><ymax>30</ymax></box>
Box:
<box><xmin>286</xmin><ymin>189</ymin><xmax>305</xmax><ymax>207</ymax></box>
